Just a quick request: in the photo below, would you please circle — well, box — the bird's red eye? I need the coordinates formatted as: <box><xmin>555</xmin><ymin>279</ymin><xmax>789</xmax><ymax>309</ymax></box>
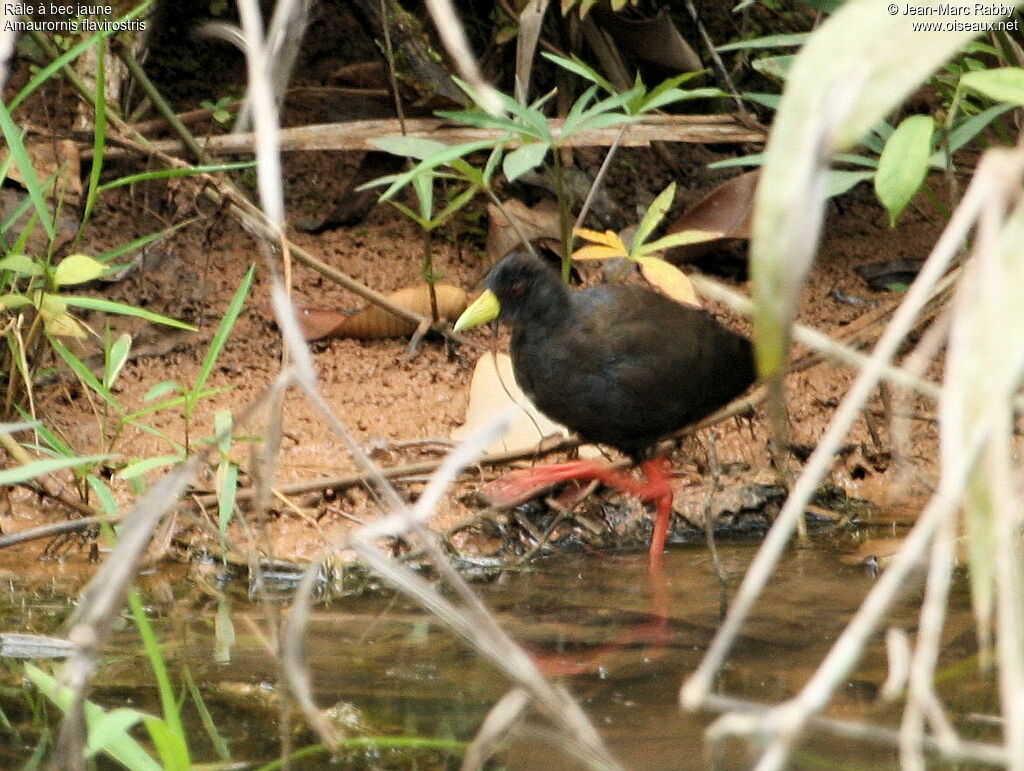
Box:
<box><xmin>507</xmin><ymin>281</ymin><xmax>525</xmax><ymax>297</ymax></box>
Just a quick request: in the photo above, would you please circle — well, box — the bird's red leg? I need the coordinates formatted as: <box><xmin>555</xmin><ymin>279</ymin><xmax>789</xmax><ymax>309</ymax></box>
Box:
<box><xmin>482</xmin><ymin>459</ymin><xmax>647</xmax><ymax>507</ymax></box>
<box><xmin>638</xmin><ymin>457</ymin><xmax>674</xmax><ymax>564</ymax></box>
<box><xmin>483</xmin><ymin>456</ymin><xmax>676</xmax><ymax>563</ymax></box>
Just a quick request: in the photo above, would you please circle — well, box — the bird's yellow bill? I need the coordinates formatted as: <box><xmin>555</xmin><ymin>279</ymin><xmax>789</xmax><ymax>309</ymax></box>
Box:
<box><xmin>453</xmin><ymin>289</ymin><xmax>500</xmax><ymax>332</ymax></box>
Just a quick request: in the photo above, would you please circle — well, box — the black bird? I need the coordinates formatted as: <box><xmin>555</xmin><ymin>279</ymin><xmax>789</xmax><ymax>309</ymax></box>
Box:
<box><xmin>454</xmin><ymin>251</ymin><xmax>755</xmax><ymax>561</ymax></box>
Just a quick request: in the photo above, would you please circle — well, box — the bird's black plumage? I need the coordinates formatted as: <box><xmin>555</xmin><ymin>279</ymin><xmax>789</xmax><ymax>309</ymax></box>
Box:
<box><xmin>481</xmin><ymin>251</ymin><xmax>755</xmax><ymax>457</ymax></box>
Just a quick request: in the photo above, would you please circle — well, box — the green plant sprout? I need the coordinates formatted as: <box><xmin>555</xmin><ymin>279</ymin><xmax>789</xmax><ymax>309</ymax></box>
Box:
<box><xmin>365</xmin><ymin>54</ymin><xmax>718</xmax><ymax>281</ymax></box>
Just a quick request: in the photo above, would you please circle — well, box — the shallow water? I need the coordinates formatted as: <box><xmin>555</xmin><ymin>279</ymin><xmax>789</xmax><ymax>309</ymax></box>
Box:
<box><xmin>0</xmin><ymin>537</ymin><xmax>997</xmax><ymax>769</ymax></box>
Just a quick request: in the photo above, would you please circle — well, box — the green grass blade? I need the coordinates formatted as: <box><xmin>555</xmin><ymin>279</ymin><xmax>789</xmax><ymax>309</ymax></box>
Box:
<box><xmin>96</xmin><ymin>161</ymin><xmax>256</xmax><ymax>195</ymax></box>
<box><xmin>193</xmin><ymin>263</ymin><xmax>255</xmax><ymax>397</ymax></box>
<box><xmin>0</xmin><ymin>454</ymin><xmax>109</xmax><ymax>486</ymax></box>
<box><xmin>183</xmin><ymin>667</ymin><xmax>233</xmax><ymax>761</ymax></box>
<box><xmin>7</xmin><ymin>34</ymin><xmax>99</xmax><ymax>112</ymax></box>
<box><xmin>60</xmin><ymin>295</ymin><xmax>197</xmax><ymax>330</ymax></box>
<box><xmin>80</xmin><ymin>35</ymin><xmax>107</xmax><ymax>229</ymax></box>
<box><xmin>48</xmin><ymin>337</ymin><xmax>119</xmax><ymax>411</ymax></box>
<box><xmin>128</xmin><ymin>589</ymin><xmax>190</xmax><ymax>766</ymax></box>
<box><xmin>0</xmin><ymin>106</ymin><xmax>55</xmax><ymax>242</ymax></box>
<box><xmin>96</xmin><ymin>219</ymin><xmax>193</xmax><ymax>263</ymax></box>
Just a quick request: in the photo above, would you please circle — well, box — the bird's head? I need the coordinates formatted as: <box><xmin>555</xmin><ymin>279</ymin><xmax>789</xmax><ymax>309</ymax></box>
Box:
<box><xmin>454</xmin><ymin>251</ymin><xmax>565</xmax><ymax>331</ymax></box>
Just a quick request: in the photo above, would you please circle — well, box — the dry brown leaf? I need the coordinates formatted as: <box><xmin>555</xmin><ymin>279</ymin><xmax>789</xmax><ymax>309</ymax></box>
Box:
<box><xmin>664</xmin><ymin>170</ymin><xmax>760</xmax><ymax>262</ymax></box>
<box><xmin>298</xmin><ymin>283</ymin><xmax>468</xmax><ymax>340</ymax></box>
<box><xmin>452</xmin><ymin>353</ymin><xmax>602</xmax><ymax>457</ymax></box>
<box><xmin>0</xmin><ymin>139</ymin><xmax>82</xmax><ymax>205</ymax></box>
<box><xmin>486</xmin><ymin>199</ymin><xmax>561</xmax><ymax>266</ymax></box>
<box><xmin>595</xmin><ymin>7</ymin><xmax>702</xmax><ymax>72</ymax></box>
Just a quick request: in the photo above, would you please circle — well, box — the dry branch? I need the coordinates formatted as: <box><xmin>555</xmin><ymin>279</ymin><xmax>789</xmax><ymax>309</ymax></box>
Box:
<box><xmin>93</xmin><ymin>114</ymin><xmax>766</xmax><ymax>159</ymax></box>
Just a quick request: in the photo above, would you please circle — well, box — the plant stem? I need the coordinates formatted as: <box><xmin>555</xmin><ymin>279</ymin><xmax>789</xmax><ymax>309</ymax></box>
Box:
<box><xmin>422</xmin><ymin>228</ymin><xmax>439</xmax><ymax>322</ymax></box>
<box><xmin>552</xmin><ymin>151</ymin><xmax>573</xmax><ymax>282</ymax></box>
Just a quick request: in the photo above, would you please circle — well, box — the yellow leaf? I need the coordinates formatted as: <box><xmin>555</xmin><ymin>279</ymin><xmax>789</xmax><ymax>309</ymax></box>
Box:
<box><xmin>43</xmin><ymin>311</ymin><xmax>86</xmax><ymax>338</ymax></box>
<box><xmin>572</xmin><ymin>245</ymin><xmax>628</xmax><ymax>261</ymax></box>
<box><xmin>37</xmin><ymin>292</ymin><xmax>67</xmax><ymax>316</ymax></box>
<box><xmin>53</xmin><ymin>254</ymin><xmax>105</xmax><ymax>287</ymax></box>
<box><xmin>635</xmin><ymin>257</ymin><xmax>699</xmax><ymax>307</ymax></box>
<box><xmin>573</xmin><ymin>227</ymin><xmax>628</xmax><ymax>251</ymax></box>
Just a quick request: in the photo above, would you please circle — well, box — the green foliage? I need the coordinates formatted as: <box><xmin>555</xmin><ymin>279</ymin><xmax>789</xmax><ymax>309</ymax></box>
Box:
<box><xmin>715</xmin><ymin>21</ymin><xmax>1024</xmax><ymax>225</ymax></box>
<box><xmin>199</xmin><ymin>95</ymin><xmax>237</xmax><ymax>125</ymax></box>
<box><xmin>26</xmin><ymin>665</ymin><xmax>162</xmax><ymax>770</ymax></box>
<box><xmin>365</xmin><ymin>55</ymin><xmax>717</xmax><ymax>278</ymax></box>
<box><xmin>875</xmin><ymin>115</ymin><xmax>935</xmax><ymax>226</ymax></box>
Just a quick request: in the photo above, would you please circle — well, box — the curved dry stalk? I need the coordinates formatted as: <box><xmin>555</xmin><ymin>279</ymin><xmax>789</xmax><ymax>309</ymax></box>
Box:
<box><xmin>422</xmin><ymin>0</ymin><xmax>503</xmax><ymax>114</ymax></box>
<box><xmin>463</xmin><ymin>688</ymin><xmax>530</xmax><ymax>770</ymax></box>
<box><xmin>899</xmin><ymin>505</ymin><xmax>959</xmax><ymax>769</ymax></box>
<box><xmin>701</xmin><ymin>693</ymin><xmax>1006</xmax><ymax>766</ymax></box>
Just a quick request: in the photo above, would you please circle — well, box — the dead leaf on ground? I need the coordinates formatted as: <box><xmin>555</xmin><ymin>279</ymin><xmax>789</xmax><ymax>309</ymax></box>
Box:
<box><xmin>664</xmin><ymin>170</ymin><xmax>760</xmax><ymax>263</ymax></box>
<box><xmin>486</xmin><ymin>199</ymin><xmax>561</xmax><ymax>267</ymax></box>
<box><xmin>0</xmin><ymin>139</ymin><xmax>82</xmax><ymax>205</ymax></box>
<box><xmin>452</xmin><ymin>352</ymin><xmax>601</xmax><ymax>457</ymax></box>
<box><xmin>298</xmin><ymin>283</ymin><xmax>468</xmax><ymax>340</ymax></box>
<box><xmin>594</xmin><ymin>6</ymin><xmax>702</xmax><ymax>72</ymax></box>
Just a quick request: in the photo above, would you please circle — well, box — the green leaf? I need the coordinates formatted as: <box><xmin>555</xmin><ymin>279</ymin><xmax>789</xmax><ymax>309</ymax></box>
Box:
<box><xmin>87</xmin><ymin>709</ymin><xmax>147</xmax><ymax>759</ymax></box>
<box><xmin>961</xmin><ymin>67</ymin><xmax>1024</xmax><ymax>107</ymax></box>
<box><xmin>119</xmin><ymin>455</ymin><xmax>183</xmax><ymax>480</ymax></box>
<box><xmin>96</xmin><ymin>161</ymin><xmax>256</xmax><ymax>195</ymax></box>
<box><xmin>639</xmin><ymin>230</ymin><xmax>722</xmax><ymax>255</ymax></box>
<box><xmin>833</xmin><ymin>152</ymin><xmax>879</xmax><ymax>168</ymax></box>
<box><xmin>0</xmin><ymin>254</ymin><xmax>44</xmax><ymax>276</ymax></box>
<box><xmin>502</xmin><ymin>142</ymin><xmax>549</xmax><ymax>182</ymax></box>
<box><xmin>639</xmin><ymin>86</ymin><xmax>721</xmax><ymax>114</ymax></box>
<box><xmin>60</xmin><ymin>295</ymin><xmax>197</xmax><ymax>330</ymax></box>
<box><xmin>717</xmin><ymin>32</ymin><xmax>811</xmax><ymax>52</ymax></box>
<box><xmin>0</xmin><ymin>454</ymin><xmax>109</xmax><ymax>486</ymax></box>
<box><xmin>541</xmin><ymin>52</ymin><xmax>615</xmax><ymax>93</ymax></box>
<box><xmin>375</xmin><ymin>139</ymin><xmax>498</xmax><ymax>202</ymax></box>
<box><xmin>708</xmin><ymin>152</ymin><xmax>765</xmax><ymax>169</ymax></box>
<box><xmin>874</xmin><ymin>114</ymin><xmax>934</xmax><ymax>226</ymax></box>
<box><xmin>104</xmin><ymin>332</ymin><xmax>132</xmax><ymax>390</ymax></box>
<box><xmin>741</xmin><ymin>92</ymin><xmax>782</xmax><ymax>110</ymax></box>
<box><xmin>53</xmin><ymin>254</ymin><xmax>106</xmax><ymax>287</ymax></box>
<box><xmin>86</xmin><ymin>473</ymin><xmax>119</xmax><ymax>516</ymax></box>
<box><xmin>50</xmin><ymin>337</ymin><xmax>119</xmax><ymax>410</ymax></box>
<box><xmin>828</xmin><ymin>169</ymin><xmax>875</xmax><ymax>198</ymax></box>
<box><xmin>411</xmin><ymin>172</ymin><xmax>434</xmax><ymax>221</ymax></box>
<box><xmin>935</xmin><ymin>102</ymin><xmax>1015</xmax><ymax>164</ymax></box>
<box><xmin>96</xmin><ymin>219</ymin><xmax>192</xmax><ymax>264</ymax></box>
<box><xmin>143</xmin><ymin>714</ymin><xmax>191</xmax><ymax>770</ymax></box>
<box><xmin>194</xmin><ymin>263</ymin><xmax>255</xmax><ymax>396</ymax></box>
<box><xmin>370</xmin><ymin>136</ymin><xmax>449</xmax><ymax>159</ymax></box>
<box><xmin>752</xmin><ymin>55</ymin><xmax>795</xmax><ymax>80</ymax></box>
<box><xmin>432</xmin><ymin>183</ymin><xmax>483</xmax><ymax>225</ymax></box>
<box><xmin>143</xmin><ymin>381</ymin><xmax>183</xmax><ymax>401</ymax></box>
<box><xmin>0</xmin><ymin>107</ymin><xmax>54</xmax><ymax>242</ymax></box>
<box><xmin>25</xmin><ymin>665</ymin><xmax>161</xmax><ymax>771</ymax></box>
<box><xmin>631</xmin><ymin>183</ymin><xmax>676</xmax><ymax>254</ymax></box>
